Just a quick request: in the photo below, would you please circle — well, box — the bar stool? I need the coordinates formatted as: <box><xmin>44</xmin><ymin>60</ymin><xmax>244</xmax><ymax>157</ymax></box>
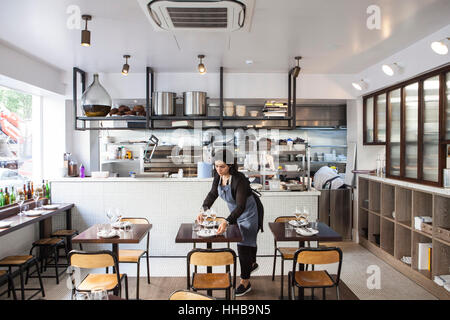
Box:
<box><xmin>0</xmin><ymin>255</ymin><xmax>45</xmax><ymax>300</ymax></box>
<box><xmin>28</xmin><ymin>238</ymin><xmax>68</xmax><ymax>284</ymax></box>
<box><xmin>0</xmin><ymin>269</ymin><xmax>17</xmax><ymax>300</ymax></box>
<box><xmin>51</xmin><ymin>229</ymin><xmax>83</xmax><ymax>264</ymax></box>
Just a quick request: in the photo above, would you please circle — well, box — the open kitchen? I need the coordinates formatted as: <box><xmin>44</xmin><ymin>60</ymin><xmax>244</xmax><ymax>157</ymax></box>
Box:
<box><xmin>0</xmin><ymin>0</ymin><xmax>449</xmax><ymax>304</ymax></box>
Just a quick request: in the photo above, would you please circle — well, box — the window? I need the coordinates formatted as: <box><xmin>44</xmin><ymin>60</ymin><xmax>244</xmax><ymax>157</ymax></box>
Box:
<box><xmin>0</xmin><ymin>86</ymin><xmax>33</xmax><ymax>190</ymax></box>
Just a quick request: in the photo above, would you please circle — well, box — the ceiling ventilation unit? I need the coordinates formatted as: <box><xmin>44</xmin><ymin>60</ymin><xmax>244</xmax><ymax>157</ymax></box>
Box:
<box><xmin>138</xmin><ymin>0</ymin><xmax>254</xmax><ymax>32</ymax></box>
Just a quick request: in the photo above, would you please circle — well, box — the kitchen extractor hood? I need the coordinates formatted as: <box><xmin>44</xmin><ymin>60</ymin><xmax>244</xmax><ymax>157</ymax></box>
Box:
<box><xmin>138</xmin><ymin>0</ymin><xmax>254</xmax><ymax>32</ymax></box>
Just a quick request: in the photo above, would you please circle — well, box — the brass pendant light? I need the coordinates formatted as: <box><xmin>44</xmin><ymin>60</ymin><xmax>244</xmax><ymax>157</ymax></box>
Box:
<box><xmin>122</xmin><ymin>55</ymin><xmax>131</xmax><ymax>75</ymax></box>
<box><xmin>292</xmin><ymin>56</ymin><xmax>302</xmax><ymax>78</ymax></box>
<box><xmin>197</xmin><ymin>54</ymin><xmax>206</xmax><ymax>75</ymax></box>
<box><xmin>81</xmin><ymin>15</ymin><xmax>92</xmax><ymax>47</ymax></box>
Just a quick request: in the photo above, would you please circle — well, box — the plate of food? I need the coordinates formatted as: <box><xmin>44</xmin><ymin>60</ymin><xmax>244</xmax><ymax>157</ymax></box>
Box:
<box><xmin>288</xmin><ymin>219</ymin><xmax>308</xmax><ymax>227</ymax></box>
<box><xmin>295</xmin><ymin>227</ymin><xmax>319</xmax><ymax>236</ymax></box>
<box><xmin>197</xmin><ymin>229</ymin><xmax>218</xmax><ymax>238</ymax></box>
<box><xmin>112</xmin><ymin>221</ymin><xmax>132</xmax><ymax>229</ymax></box>
<box><xmin>97</xmin><ymin>230</ymin><xmax>120</xmax><ymax>238</ymax></box>
<box><xmin>201</xmin><ymin>220</ymin><xmax>219</xmax><ymax>228</ymax></box>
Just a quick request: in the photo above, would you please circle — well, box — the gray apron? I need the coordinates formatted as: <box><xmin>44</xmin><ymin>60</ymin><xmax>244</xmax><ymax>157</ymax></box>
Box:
<box><xmin>218</xmin><ymin>176</ymin><xmax>258</xmax><ymax>247</ymax></box>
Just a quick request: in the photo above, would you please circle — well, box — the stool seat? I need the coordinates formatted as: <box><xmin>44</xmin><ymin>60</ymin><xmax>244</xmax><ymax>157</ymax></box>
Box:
<box><xmin>33</xmin><ymin>238</ymin><xmax>64</xmax><ymax>246</ymax></box>
<box><xmin>51</xmin><ymin>230</ymin><xmax>78</xmax><ymax>237</ymax></box>
<box><xmin>0</xmin><ymin>255</ymin><xmax>34</xmax><ymax>266</ymax></box>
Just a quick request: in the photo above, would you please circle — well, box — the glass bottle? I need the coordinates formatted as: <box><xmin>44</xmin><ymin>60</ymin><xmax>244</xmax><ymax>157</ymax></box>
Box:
<box><xmin>45</xmin><ymin>181</ymin><xmax>50</xmax><ymax>200</ymax></box>
<box><xmin>4</xmin><ymin>187</ymin><xmax>10</xmax><ymax>205</ymax></box>
<box><xmin>0</xmin><ymin>188</ymin><xmax>4</xmax><ymax>206</ymax></box>
<box><xmin>23</xmin><ymin>184</ymin><xmax>27</xmax><ymax>200</ymax></box>
<box><xmin>81</xmin><ymin>74</ymin><xmax>112</xmax><ymax>117</ymax></box>
<box><xmin>10</xmin><ymin>186</ymin><xmax>15</xmax><ymax>204</ymax></box>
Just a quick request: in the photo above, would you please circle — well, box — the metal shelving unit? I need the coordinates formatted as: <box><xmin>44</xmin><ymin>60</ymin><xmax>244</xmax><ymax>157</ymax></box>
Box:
<box><xmin>73</xmin><ymin>66</ymin><xmax>296</xmax><ymax>130</ymax></box>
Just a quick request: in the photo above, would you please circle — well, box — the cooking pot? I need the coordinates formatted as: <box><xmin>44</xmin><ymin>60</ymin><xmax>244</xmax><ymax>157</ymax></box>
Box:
<box><xmin>183</xmin><ymin>91</ymin><xmax>207</xmax><ymax>116</ymax></box>
<box><xmin>152</xmin><ymin>92</ymin><xmax>176</xmax><ymax>115</ymax></box>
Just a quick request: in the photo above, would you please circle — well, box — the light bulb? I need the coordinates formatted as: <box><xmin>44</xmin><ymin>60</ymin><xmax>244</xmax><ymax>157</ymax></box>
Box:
<box><xmin>431</xmin><ymin>38</ymin><xmax>449</xmax><ymax>55</ymax></box>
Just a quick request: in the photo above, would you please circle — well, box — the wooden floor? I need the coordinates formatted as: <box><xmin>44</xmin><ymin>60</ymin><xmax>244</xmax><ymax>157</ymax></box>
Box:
<box><xmin>133</xmin><ymin>275</ymin><xmax>358</xmax><ymax>300</ymax></box>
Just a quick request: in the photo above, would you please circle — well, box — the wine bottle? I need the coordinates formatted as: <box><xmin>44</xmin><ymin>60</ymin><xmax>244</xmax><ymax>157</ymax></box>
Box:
<box><xmin>0</xmin><ymin>189</ymin><xmax>4</xmax><ymax>206</ymax></box>
<box><xmin>45</xmin><ymin>180</ymin><xmax>50</xmax><ymax>200</ymax></box>
<box><xmin>4</xmin><ymin>187</ymin><xmax>10</xmax><ymax>205</ymax></box>
<box><xmin>23</xmin><ymin>184</ymin><xmax>27</xmax><ymax>200</ymax></box>
<box><xmin>10</xmin><ymin>186</ymin><xmax>16</xmax><ymax>204</ymax></box>
<box><xmin>27</xmin><ymin>182</ymin><xmax>32</xmax><ymax>200</ymax></box>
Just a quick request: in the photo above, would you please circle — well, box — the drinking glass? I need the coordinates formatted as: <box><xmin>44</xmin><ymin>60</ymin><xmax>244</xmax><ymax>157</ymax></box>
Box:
<box><xmin>302</xmin><ymin>206</ymin><xmax>310</xmax><ymax>222</ymax></box>
<box><xmin>33</xmin><ymin>190</ymin><xmax>40</xmax><ymax>210</ymax></box>
<box><xmin>201</xmin><ymin>208</ymin><xmax>208</xmax><ymax>225</ymax></box>
<box><xmin>90</xmin><ymin>287</ymin><xmax>109</xmax><ymax>300</ymax></box>
<box><xmin>75</xmin><ymin>292</ymin><xmax>90</xmax><ymax>300</ymax></box>
<box><xmin>210</xmin><ymin>209</ymin><xmax>217</xmax><ymax>225</ymax></box>
<box><xmin>17</xmin><ymin>192</ymin><xmax>26</xmax><ymax>216</ymax></box>
<box><xmin>294</xmin><ymin>206</ymin><xmax>302</xmax><ymax>221</ymax></box>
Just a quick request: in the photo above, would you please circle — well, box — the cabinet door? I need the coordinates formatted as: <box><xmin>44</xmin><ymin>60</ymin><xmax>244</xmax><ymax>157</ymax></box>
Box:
<box><xmin>389</xmin><ymin>89</ymin><xmax>401</xmax><ymax>176</ymax></box>
<box><xmin>404</xmin><ymin>83</ymin><xmax>419</xmax><ymax>179</ymax></box>
<box><xmin>446</xmin><ymin>72</ymin><xmax>450</xmax><ymax>141</ymax></box>
<box><xmin>365</xmin><ymin>97</ymin><xmax>374</xmax><ymax>143</ymax></box>
<box><xmin>422</xmin><ymin>76</ymin><xmax>440</xmax><ymax>182</ymax></box>
<box><xmin>376</xmin><ymin>94</ymin><xmax>387</xmax><ymax>142</ymax></box>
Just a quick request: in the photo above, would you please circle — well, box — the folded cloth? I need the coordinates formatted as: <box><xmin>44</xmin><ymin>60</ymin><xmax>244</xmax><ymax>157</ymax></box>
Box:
<box><xmin>295</xmin><ymin>227</ymin><xmax>319</xmax><ymax>236</ymax></box>
<box><xmin>445</xmin><ymin>283</ymin><xmax>450</xmax><ymax>292</ymax></box>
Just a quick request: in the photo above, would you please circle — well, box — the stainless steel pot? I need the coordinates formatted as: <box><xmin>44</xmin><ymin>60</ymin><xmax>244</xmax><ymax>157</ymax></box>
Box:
<box><xmin>183</xmin><ymin>91</ymin><xmax>207</xmax><ymax>116</ymax></box>
<box><xmin>152</xmin><ymin>92</ymin><xmax>176</xmax><ymax>115</ymax></box>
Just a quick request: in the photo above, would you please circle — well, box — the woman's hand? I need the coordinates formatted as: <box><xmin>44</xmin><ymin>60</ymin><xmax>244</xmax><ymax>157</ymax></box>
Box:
<box><xmin>196</xmin><ymin>212</ymin><xmax>204</xmax><ymax>224</ymax></box>
<box><xmin>217</xmin><ymin>221</ymin><xmax>228</xmax><ymax>235</ymax></box>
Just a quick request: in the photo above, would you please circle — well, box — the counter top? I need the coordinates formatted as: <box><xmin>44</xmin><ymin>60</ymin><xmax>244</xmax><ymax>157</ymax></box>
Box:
<box><xmin>358</xmin><ymin>174</ymin><xmax>450</xmax><ymax>197</ymax></box>
<box><xmin>50</xmin><ymin>177</ymin><xmax>215</xmax><ymax>182</ymax></box>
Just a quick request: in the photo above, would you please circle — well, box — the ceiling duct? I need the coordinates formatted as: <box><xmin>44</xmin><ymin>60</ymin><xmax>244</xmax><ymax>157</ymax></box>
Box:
<box><xmin>138</xmin><ymin>0</ymin><xmax>254</xmax><ymax>32</ymax></box>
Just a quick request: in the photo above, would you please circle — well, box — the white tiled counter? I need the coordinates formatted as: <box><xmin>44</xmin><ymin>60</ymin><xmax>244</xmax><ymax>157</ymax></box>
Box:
<box><xmin>49</xmin><ymin>177</ymin><xmax>320</xmax><ymax>271</ymax></box>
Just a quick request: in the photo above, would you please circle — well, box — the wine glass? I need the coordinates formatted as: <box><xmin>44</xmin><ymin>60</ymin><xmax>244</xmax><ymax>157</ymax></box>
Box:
<box><xmin>106</xmin><ymin>208</ymin><xmax>115</xmax><ymax>225</ymax></box>
<box><xmin>201</xmin><ymin>208</ymin><xmax>208</xmax><ymax>226</ymax></box>
<box><xmin>210</xmin><ymin>209</ymin><xmax>217</xmax><ymax>226</ymax></box>
<box><xmin>301</xmin><ymin>206</ymin><xmax>310</xmax><ymax>222</ymax></box>
<box><xmin>294</xmin><ymin>206</ymin><xmax>302</xmax><ymax>222</ymax></box>
<box><xmin>17</xmin><ymin>192</ymin><xmax>26</xmax><ymax>216</ymax></box>
<box><xmin>33</xmin><ymin>190</ymin><xmax>41</xmax><ymax>210</ymax></box>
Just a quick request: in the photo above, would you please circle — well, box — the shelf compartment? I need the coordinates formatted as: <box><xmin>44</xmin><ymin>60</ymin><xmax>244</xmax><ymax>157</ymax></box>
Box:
<box><xmin>381</xmin><ymin>184</ymin><xmax>395</xmax><ymax>218</ymax></box>
<box><xmin>412</xmin><ymin>232</ymin><xmax>433</xmax><ymax>279</ymax></box>
<box><xmin>432</xmin><ymin>239</ymin><xmax>450</xmax><ymax>280</ymax></box>
<box><xmin>413</xmin><ymin>190</ymin><xmax>433</xmax><ymax>222</ymax></box>
<box><xmin>395</xmin><ymin>187</ymin><xmax>412</xmax><ymax>227</ymax></box>
<box><xmin>359</xmin><ymin>209</ymin><xmax>369</xmax><ymax>240</ymax></box>
<box><xmin>395</xmin><ymin>224</ymin><xmax>412</xmax><ymax>262</ymax></box>
<box><xmin>368</xmin><ymin>181</ymin><xmax>381</xmax><ymax>213</ymax></box>
<box><xmin>358</xmin><ymin>178</ymin><xmax>369</xmax><ymax>210</ymax></box>
<box><xmin>381</xmin><ymin>219</ymin><xmax>395</xmax><ymax>256</ymax></box>
<box><xmin>368</xmin><ymin>212</ymin><xmax>381</xmax><ymax>247</ymax></box>
<box><xmin>434</xmin><ymin>195</ymin><xmax>450</xmax><ymax>231</ymax></box>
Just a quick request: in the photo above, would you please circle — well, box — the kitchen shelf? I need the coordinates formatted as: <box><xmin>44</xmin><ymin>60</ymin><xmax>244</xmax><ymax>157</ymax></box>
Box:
<box><xmin>100</xmin><ymin>159</ymin><xmax>138</xmax><ymax>164</ymax></box>
<box><xmin>358</xmin><ymin>176</ymin><xmax>450</xmax><ymax>299</ymax></box>
<box><xmin>77</xmin><ymin>116</ymin><xmax>146</xmax><ymax>121</ymax></box>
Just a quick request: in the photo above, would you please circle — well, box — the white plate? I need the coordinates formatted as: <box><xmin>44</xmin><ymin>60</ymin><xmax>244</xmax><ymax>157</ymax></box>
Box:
<box><xmin>201</xmin><ymin>220</ymin><xmax>219</xmax><ymax>228</ymax></box>
<box><xmin>97</xmin><ymin>230</ymin><xmax>119</xmax><ymax>238</ymax></box>
<box><xmin>295</xmin><ymin>227</ymin><xmax>319</xmax><ymax>236</ymax></box>
<box><xmin>42</xmin><ymin>204</ymin><xmax>59</xmax><ymax>210</ymax></box>
<box><xmin>112</xmin><ymin>221</ymin><xmax>131</xmax><ymax>229</ymax></box>
<box><xmin>288</xmin><ymin>219</ymin><xmax>308</xmax><ymax>227</ymax></box>
<box><xmin>197</xmin><ymin>229</ymin><xmax>218</xmax><ymax>238</ymax></box>
<box><xmin>24</xmin><ymin>210</ymin><xmax>46</xmax><ymax>217</ymax></box>
<box><xmin>0</xmin><ymin>220</ymin><xmax>13</xmax><ymax>228</ymax></box>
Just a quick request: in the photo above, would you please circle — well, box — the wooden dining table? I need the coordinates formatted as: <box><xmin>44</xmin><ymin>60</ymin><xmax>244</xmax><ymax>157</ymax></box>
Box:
<box><xmin>268</xmin><ymin>221</ymin><xmax>342</xmax><ymax>300</ymax></box>
<box><xmin>72</xmin><ymin>223</ymin><xmax>152</xmax><ymax>258</ymax></box>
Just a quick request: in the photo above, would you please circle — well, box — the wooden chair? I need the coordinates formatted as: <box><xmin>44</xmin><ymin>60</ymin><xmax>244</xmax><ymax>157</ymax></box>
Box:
<box><xmin>0</xmin><ymin>269</ymin><xmax>17</xmax><ymax>300</ymax></box>
<box><xmin>28</xmin><ymin>237</ymin><xmax>67</xmax><ymax>284</ymax></box>
<box><xmin>68</xmin><ymin>250</ymin><xmax>129</xmax><ymax>300</ymax></box>
<box><xmin>288</xmin><ymin>247</ymin><xmax>343</xmax><ymax>300</ymax></box>
<box><xmin>187</xmin><ymin>248</ymin><xmax>236</xmax><ymax>300</ymax></box>
<box><xmin>271</xmin><ymin>215</ymin><xmax>309</xmax><ymax>299</ymax></box>
<box><xmin>169</xmin><ymin>289</ymin><xmax>215</xmax><ymax>300</ymax></box>
<box><xmin>114</xmin><ymin>217</ymin><xmax>150</xmax><ymax>300</ymax></box>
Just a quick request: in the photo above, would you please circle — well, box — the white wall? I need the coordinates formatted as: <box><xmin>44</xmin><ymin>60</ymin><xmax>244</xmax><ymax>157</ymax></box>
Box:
<box><xmin>0</xmin><ymin>42</ymin><xmax>65</xmax><ymax>95</ymax></box>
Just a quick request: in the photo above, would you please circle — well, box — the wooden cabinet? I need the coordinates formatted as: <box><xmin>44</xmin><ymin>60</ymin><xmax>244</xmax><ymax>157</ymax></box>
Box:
<box><xmin>364</xmin><ymin>64</ymin><xmax>450</xmax><ymax>187</ymax></box>
<box><xmin>358</xmin><ymin>176</ymin><xmax>450</xmax><ymax>300</ymax></box>
<box><xmin>363</xmin><ymin>94</ymin><xmax>386</xmax><ymax>145</ymax></box>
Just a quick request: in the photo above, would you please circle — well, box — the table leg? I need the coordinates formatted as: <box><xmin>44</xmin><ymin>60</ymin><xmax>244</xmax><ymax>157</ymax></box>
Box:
<box><xmin>65</xmin><ymin>208</ymin><xmax>73</xmax><ymax>251</ymax></box>
<box><xmin>206</xmin><ymin>242</ymin><xmax>212</xmax><ymax>296</ymax></box>
<box><xmin>112</xmin><ymin>244</ymin><xmax>119</xmax><ymax>296</ymax></box>
<box><xmin>298</xmin><ymin>241</ymin><xmax>305</xmax><ymax>300</ymax></box>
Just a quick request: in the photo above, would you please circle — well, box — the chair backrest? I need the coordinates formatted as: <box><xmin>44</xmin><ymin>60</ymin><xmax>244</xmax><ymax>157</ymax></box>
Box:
<box><xmin>120</xmin><ymin>217</ymin><xmax>149</xmax><ymax>225</ymax></box>
<box><xmin>188</xmin><ymin>249</ymin><xmax>235</xmax><ymax>267</ymax></box>
<box><xmin>169</xmin><ymin>290</ymin><xmax>215</xmax><ymax>300</ymax></box>
<box><xmin>68</xmin><ymin>250</ymin><xmax>117</xmax><ymax>269</ymax></box>
<box><xmin>293</xmin><ymin>247</ymin><xmax>343</xmax><ymax>284</ymax></box>
<box><xmin>274</xmin><ymin>216</ymin><xmax>296</xmax><ymax>223</ymax></box>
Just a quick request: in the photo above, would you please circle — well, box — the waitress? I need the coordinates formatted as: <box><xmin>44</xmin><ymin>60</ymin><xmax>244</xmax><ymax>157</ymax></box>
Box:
<box><xmin>198</xmin><ymin>148</ymin><xmax>263</xmax><ymax>297</ymax></box>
